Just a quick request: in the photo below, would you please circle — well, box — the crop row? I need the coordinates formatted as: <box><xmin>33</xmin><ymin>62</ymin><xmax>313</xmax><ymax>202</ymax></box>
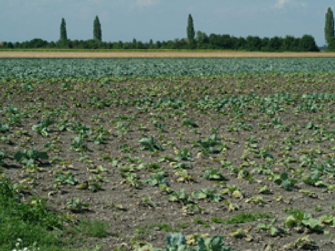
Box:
<box><xmin>2</xmin><ymin>58</ymin><xmax>335</xmax><ymax>80</ymax></box>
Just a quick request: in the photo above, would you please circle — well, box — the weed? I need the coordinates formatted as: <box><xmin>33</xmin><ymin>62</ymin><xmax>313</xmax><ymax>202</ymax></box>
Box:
<box><xmin>73</xmin><ymin>218</ymin><xmax>113</xmax><ymax>238</ymax></box>
<box><xmin>223</xmin><ymin>212</ymin><xmax>273</xmax><ymax>225</ymax></box>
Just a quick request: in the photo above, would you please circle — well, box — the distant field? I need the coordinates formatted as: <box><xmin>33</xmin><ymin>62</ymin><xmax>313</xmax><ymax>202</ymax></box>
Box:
<box><xmin>3</xmin><ymin>58</ymin><xmax>335</xmax><ymax>79</ymax></box>
<box><xmin>1</xmin><ymin>50</ymin><xmax>335</xmax><ymax>58</ymax></box>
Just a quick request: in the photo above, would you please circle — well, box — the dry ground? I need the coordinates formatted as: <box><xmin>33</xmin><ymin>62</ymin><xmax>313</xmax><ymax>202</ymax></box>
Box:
<box><xmin>2</xmin><ymin>75</ymin><xmax>335</xmax><ymax>250</ymax></box>
<box><xmin>1</xmin><ymin>51</ymin><xmax>335</xmax><ymax>58</ymax></box>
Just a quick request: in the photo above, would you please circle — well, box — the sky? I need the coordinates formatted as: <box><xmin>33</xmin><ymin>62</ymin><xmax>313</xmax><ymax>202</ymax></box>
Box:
<box><xmin>0</xmin><ymin>0</ymin><xmax>334</xmax><ymax>46</ymax></box>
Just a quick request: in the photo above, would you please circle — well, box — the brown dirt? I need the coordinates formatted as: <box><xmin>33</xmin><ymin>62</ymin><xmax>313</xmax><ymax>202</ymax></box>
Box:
<box><xmin>1</xmin><ymin>75</ymin><xmax>335</xmax><ymax>250</ymax></box>
<box><xmin>1</xmin><ymin>51</ymin><xmax>335</xmax><ymax>58</ymax></box>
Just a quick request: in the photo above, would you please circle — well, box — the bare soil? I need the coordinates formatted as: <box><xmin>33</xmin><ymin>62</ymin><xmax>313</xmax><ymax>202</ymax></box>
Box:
<box><xmin>1</xmin><ymin>75</ymin><xmax>335</xmax><ymax>250</ymax></box>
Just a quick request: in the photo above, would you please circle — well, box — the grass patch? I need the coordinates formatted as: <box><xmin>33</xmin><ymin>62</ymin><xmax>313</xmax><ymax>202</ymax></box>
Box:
<box><xmin>70</xmin><ymin>218</ymin><xmax>113</xmax><ymax>238</ymax></box>
<box><xmin>0</xmin><ymin>177</ymin><xmax>89</xmax><ymax>251</ymax></box>
<box><xmin>211</xmin><ymin>216</ymin><xmax>224</xmax><ymax>224</ymax></box>
<box><xmin>193</xmin><ymin>218</ymin><xmax>210</xmax><ymax>228</ymax></box>
<box><xmin>223</xmin><ymin>212</ymin><xmax>273</xmax><ymax>225</ymax></box>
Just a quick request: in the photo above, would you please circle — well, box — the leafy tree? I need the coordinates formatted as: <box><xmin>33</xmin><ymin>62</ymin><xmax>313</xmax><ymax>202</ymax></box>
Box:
<box><xmin>93</xmin><ymin>16</ymin><xmax>102</xmax><ymax>41</ymax></box>
<box><xmin>282</xmin><ymin>36</ymin><xmax>295</xmax><ymax>51</ymax></box>
<box><xmin>60</xmin><ymin>18</ymin><xmax>67</xmax><ymax>42</ymax></box>
<box><xmin>246</xmin><ymin>36</ymin><xmax>262</xmax><ymax>51</ymax></box>
<box><xmin>187</xmin><ymin>14</ymin><xmax>195</xmax><ymax>41</ymax></box>
<box><xmin>328</xmin><ymin>38</ymin><xmax>335</xmax><ymax>51</ymax></box>
<box><xmin>299</xmin><ymin>35</ymin><xmax>319</xmax><ymax>52</ymax></box>
<box><xmin>196</xmin><ymin>31</ymin><xmax>208</xmax><ymax>47</ymax></box>
<box><xmin>325</xmin><ymin>7</ymin><xmax>335</xmax><ymax>45</ymax></box>
<box><xmin>268</xmin><ymin>36</ymin><xmax>283</xmax><ymax>51</ymax></box>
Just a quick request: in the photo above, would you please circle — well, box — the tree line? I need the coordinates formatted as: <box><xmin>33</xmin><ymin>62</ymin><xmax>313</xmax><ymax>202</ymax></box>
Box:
<box><xmin>1</xmin><ymin>14</ymin><xmax>319</xmax><ymax>51</ymax></box>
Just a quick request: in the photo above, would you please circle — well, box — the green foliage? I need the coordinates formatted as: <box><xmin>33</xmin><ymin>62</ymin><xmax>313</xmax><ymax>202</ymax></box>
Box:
<box><xmin>319</xmin><ymin>214</ymin><xmax>335</xmax><ymax>226</ymax></box>
<box><xmin>193</xmin><ymin>134</ymin><xmax>225</xmax><ymax>154</ymax></box>
<box><xmin>220</xmin><ymin>185</ymin><xmax>243</xmax><ymax>198</ymax></box>
<box><xmin>93</xmin><ymin>16</ymin><xmax>102</xmax><ymax>41</ymax></box>
<box><xmin>299</xmin><ymin>35</ymin><xmax>319</xmax><ymax>52</ymax></box>
<box><xmin>0</xmin><ymin>177</ymin><xmax>66</xmax><ymax>251</ymax></box>
<box><xmin>65</xmin><ymin>198</ymin><xmax>91</xmax><ymax>213</ymax></box>
<box><xmin>301</xmin><ymin>171</ymin><xmax>325</xmax><ymax>187</ymax></box>
<box><xmin>60</xmin><ymin>18</ymin><xmax>68</xmax><ymax>42</ymax></box>
<box><xmin>14</xmin><ymin>148</ymin><xmax>48</xmax><ymax>166</ymax></box>
<box><xmin>251</xmin><ymin>163</ymin><xmax>273</xmax><ymax>176</ymax></box>
<box><xmin>73</xmin><ymin>218</ymin><xmax>111</xmax><ymax>238</ymax></box>
<box><xmin>2</xmin><ymin>58</ymin><xmax>335</xmax><ymax>79</ymax></box>
<box><xmin>53</xmin><ymin>173</ymin><xmax>78</xmax><ymax>185</ymax></box>
<box><xmin>144</xmin><ymin>174</ymin><xmax>169</xmax><ymax>187</ymax></box>
<box><xmin>283</xmin><ymin>209</ymin><xmax>323</xmax><ymax>231</ymax></box>
<box><xmin>70</xmin><ymin>136</ymin><xmax>88</xmax><ymax>152</ymax></box>
<box><xmin>187</xmin><ymin>14</ymin><xmax>195</xmax><ymax>41</ymax></box>
<box><xmin>0</xmin><ymin>151</ymin><xmax>13</xmax><ymax>164</ymax></box>
<box><xmin>182</xmin><ymin>118</ymin><xmax>198</xmax><ymax>128</ymax></box>
<box><xmin>0</xmin><ymin>121</ymin><xmax>9</xmax><ymax>132</ymax></box>
<box><xmin>71</xmin><ymin>123</ymin><xmax>92</xmax><ymax>138</ymax></box>
<box><xmin>139</xmin><ymin>136</ymin><xmax>164</xmax><ymax>152</ymax></box>
<box><xmin>256</xmin><ymin>218</ymin><xmax>288</xmax><ymax>237</ymax></box>
<box><xmin>223</xmin><ymin>212</ymin><xmax>273</xmax><ymax>225</ymax></box>
<box><xmin>325</xmin><ymin>7</ymin><xmax>335</xmax><ymax>45</ymax></box>
<box><xmin>168</xmin><ymin>189</ymin><xmax>193</xmax><ymax>205</ymax></box>
<box><xmin>154</xmin><ymin>122</ymin><xmax>167</xmax><ymax>132</ymax></box>
<box><xmin>120</xmin><ymin>172</ymin><xmax>142</xmax><ymax>188</ymax></box>
<box><xmin>174</xmin><ymin>148</ymin><xmax>193</xmax><ymax>161</ymax></box>
<box><xmin>273</xmin><ymin>172</ymin><xmax>297</xmax><ymax>191</ymax></box>
<box><xmin>32</xmin><ymin>119</ymin><xmax>56</xmax><ymax>137</ymax></box>
<box><xmin>202</xmin><ymin>167</ymin><xmax>225</xmax><ymax>181</ymax></box>
<box><xmin>192</xmin><ymin>188</ymin><xmax>222</xmax><ymax>202</ymax></box>
<box><xmin>153</xmin><ymin>233</ymin><xmax>233</xmax><ymax>251</ymax></box>
<box><xmin>21</xmin><ymin>82</ymin><xmax>33</xmax><ymax>92</ymax></box>
<box><xmin>92</xmin><ymin>132</ymin><xmax>107</xmax><ymax>145</ymax></box>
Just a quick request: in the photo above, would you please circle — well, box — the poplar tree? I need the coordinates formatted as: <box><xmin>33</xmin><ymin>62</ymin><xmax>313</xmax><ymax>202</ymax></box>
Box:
<box><xmin>93</xmin><ymin>16</ymin><xmax>102</xmax><ymax>41</ymax></box>
<box><xmin>187</xmin><ymin>14</ymin><xmax>195</xmax><ymax>41</ymax></box>
<box><xmin>325</xmin><ymin>7</ymin><xmax>335</xmax><ymax>45</ymax></box>
<box><xmin>60</xmin><ymin>18</ymin><xmax>67</xmax><ymax>42</ymax></box>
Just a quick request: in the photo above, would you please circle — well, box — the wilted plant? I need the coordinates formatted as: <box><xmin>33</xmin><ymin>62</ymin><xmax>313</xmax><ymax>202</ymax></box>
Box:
<box><xmin>0</xmin><ymin>151</ymin><xmax>13</xmax><ymax>165</ymax></box>
<box><xmin>182</xmin><ymin>118</ymin><xmax>198</xmax><ymax>128</ymax></box>
<box><xmin>192</xmin><ymin>134</ymin><xmax>227</xmax><ymax>154</ymax></box>
<box><xmin>168</xmin><ymin>189</ymin><xmax>194</xmax><ymax>205</ymax></box>
<box><xmin>120</xmin><ymin>172</ymin><xmax>142</xmax><ymax>188</ymax></box>
<box><xmin>192</xmin><ymin>188</ymin><xmax>222</xmax><ymax>202</ymax></box>
<box><xmin>0</xmin><ymin>121</ymin><xmax>9</xmax><ymax>133</ymax></box>
<box><xmin>14</xmin><ymin>148</ymin><xmax>48</xmax><ymax>166</ymax></box>
<box><xmin>174</xmin><ymin>147</ymin><xmax>193</xmax><ymax>161</ymax></box>
<box><xmin>283</xmin><ymin>209</ymin><xmax>323</xmax><ymax>232</ymax></box>
<box><xmin>53</xmin><ymin>173</ymin><xmax>78</xmax><ymax>185</ymax></box>
<box><xmin>32</xmin><ymin>119</ymin><xmax>56</xmax><ymax>137</ymax></box>
<box><xmin>70</xmin><ymin>136</ymin><xmax>88</xmax><ymax>152</ymax></box>
<box><xmin>173</xmin><ymin>168</ymin><xmax>196</xmax><ymax>183</ymax></box>
<box><xmin>201</xmin><ymin>167</ymin><xmax>225</xmax><ymax>181</ymax></box>
<box><xmin>221</xmin><ymin>185</ymin><xmax>244</xmax><ymax>198</ymax></box>
<box><xmin>65</xmin><ymin>198</ymin><xmax>90</xmax><ymax>213</ymax></box>
<box><xmin>273</xmin><ymin>172</ymin><xmax>297</xmax><ymax>191</ymax></box>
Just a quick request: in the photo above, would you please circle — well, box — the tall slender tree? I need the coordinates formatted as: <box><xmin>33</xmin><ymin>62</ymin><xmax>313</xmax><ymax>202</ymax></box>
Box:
<box><xmin>93</xmin><ymin>16</ymin><xmax>102</xmax><ymax>41</ymax></box>
<box><xmin>325</xmin><ymin>7</ymin><xmax>335</xmax><ymax>45</ymax></box>
<box><xmin>60</xmin><ymin>18</ymin><xmax>67</xmax><ymax>42</ymax></box>
<box><xmin>187</xmin><ymin>14</ymin><xmax>195</xmax><ymax>41</ymax></box>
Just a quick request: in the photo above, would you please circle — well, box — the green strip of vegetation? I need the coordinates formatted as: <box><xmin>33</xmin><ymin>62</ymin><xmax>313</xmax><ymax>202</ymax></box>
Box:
<box><xmin>222</xmin><ymin>212</ymin><xmax>273</xmax><ymax>225</ymax></box>
<box><xmin>0</xmin><ymin>177</ymin><xmax>73</xmax><ymax>251</ymax></box>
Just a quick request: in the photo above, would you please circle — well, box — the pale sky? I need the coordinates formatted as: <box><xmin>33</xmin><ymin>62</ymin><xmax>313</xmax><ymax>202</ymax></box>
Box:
<box><xmin>0</xmin><ymin>0</ymin><xmax>333</xmax><ymax>46</ymax></box>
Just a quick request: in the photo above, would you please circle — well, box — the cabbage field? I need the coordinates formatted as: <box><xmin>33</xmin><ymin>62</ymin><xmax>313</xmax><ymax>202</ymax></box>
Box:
<box><xmin>2</xmin><ymin>58</ymin><xmax>335</xmax><ymax>79</ymax></box>
<box><xmin>1</xmin><ymin>58</ymin><xmax>335</xmax><ymax>251</ymax></box>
